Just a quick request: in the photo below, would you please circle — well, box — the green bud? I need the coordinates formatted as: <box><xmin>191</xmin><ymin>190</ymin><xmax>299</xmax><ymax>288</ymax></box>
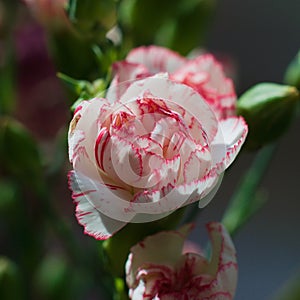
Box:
<box><xmin>0</xmin><ymin>257</ymin><xmax>22</xmax><ymax>300</ymax></box>
<box><xmin>0</xmin><ymin>118</ymin><xmax>43</xmax><ymax>187</ymax></box>
<box><xmin>237</xmin><ymin>83</ymin><xmax>299</xmax><ymax>150</ymax></box>
<box><xmin>284</xmin><ymin>49</ymin><xmax>300</xmax><ymax>90</ymax></box>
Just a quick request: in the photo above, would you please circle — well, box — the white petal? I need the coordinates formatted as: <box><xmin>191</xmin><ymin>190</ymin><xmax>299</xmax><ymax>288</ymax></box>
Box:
<box><xmin>118</xmin><ymin>76</ymin><xmax>219</xmax><ymax>143</ymax></box>
<box><xmin>69</xmin><ymin>171</ymin><xmax>127</xmax><ymax>240</ymax></box>
<box><xmin>126</xmin><ymin>224</ymin><xmax>193</xmax><ymax>288</ymax></box>
<box><xmin>200</xmin><ymin>222</ymin><xmax>238</xmax><ymax>298</ymax></box>
<box><xmin>107</xmin><ymin>62</ymin><xmax>149</xmax><ymax>102</ymax></box>
<box><xmin>217</xmin><ymin>116</ymin><xmax>248</xmax><ymax>169</ymax></box>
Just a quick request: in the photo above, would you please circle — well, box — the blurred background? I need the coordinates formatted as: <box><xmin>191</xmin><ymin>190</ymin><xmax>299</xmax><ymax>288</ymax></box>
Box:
<box><xmin>0</xmin><ymin>0</ymin><xmax>299</xmax><ymax>299</ymax></box>
<box><xmin>194</xmin><ymin>0</ymin><xmax>300</xmax><ymax>299</ymax></box>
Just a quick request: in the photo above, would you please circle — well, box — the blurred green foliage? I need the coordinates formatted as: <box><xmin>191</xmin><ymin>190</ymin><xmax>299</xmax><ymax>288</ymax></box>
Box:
<box><xmin>0</xmin><ymin>257</ymin><xmax>22</xmax><ymax>300</ymax></box>
<box><xmin>0</xmin><ymin>118</ymin><xmax>43</xmax><ymax>189</ymax></box>
<box><xmin>118</xmin><ymin>0</ymin><xmax>216</xmax><ymax>55</ymax></box>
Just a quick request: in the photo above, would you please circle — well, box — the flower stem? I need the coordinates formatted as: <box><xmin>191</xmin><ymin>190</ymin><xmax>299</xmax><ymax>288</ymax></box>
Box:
<box><xmin>222</xmin><ymin>143</ymin><xmax>278</xmax><ymax>236</ymax></box>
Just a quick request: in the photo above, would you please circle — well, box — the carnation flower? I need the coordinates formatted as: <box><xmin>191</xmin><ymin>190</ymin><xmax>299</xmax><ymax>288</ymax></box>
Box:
<box><xmin>126</xmin><ymin>222</ymin><xmax>238</xmax><ymax>300</ymax></box>
<box><xmin>68</xmin><ymin>74</ymin><xmax>247</xmax><ymax>239</ymax></box>
<box><xmin>111</xmin><ymin>45</ymin><xmax>236</xmax><ymax>119</ymax></box>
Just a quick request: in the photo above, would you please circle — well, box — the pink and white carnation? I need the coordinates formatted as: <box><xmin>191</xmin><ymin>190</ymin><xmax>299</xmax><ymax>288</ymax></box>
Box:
<box><xmin>111</xmin><ymin>45</ymin><xmax>236</xmax><ymax>120</ymax></box>
<box><xmin>68</xmin><ymin>73</ymin><xmax>247</xmax><ymax>240</ymax></box>
<box><xmin>126</xmin><ymin>222</ymin><xmax>238</xmax><ymax>300</ymax></box>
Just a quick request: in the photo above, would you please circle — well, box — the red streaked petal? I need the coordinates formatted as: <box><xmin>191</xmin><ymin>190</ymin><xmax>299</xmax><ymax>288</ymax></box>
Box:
<box><xmin>109</xmin><ymin>135</ymin><xmax>180</xmax><ymax>191</ymax></box>
<box><xmin>107</xmin><ymin>62</ymin><xmax>150</xmax><ymax>102</ymax></box>
<box><xmin>68</xmin><ymin>98</ymin><xmax>110</xmax><ymax>164</ymax></box>
<box><xmin>183</xmin><ymin>148</ymin><xmax>212</xmax><ymax>184</ymax></box>
<box><xmin>131</xmin><ymin>170</ymin><xmax>220</xmax><ymax>216</ymax></box>
<box><xmin>198</xmin><ymin>222</ymin><xmax>238</xmax><ymax>298</ymax></box>
<box><xmin>216</xmin><ymin>116</ymin><xmax>248</xmax><ymax>169</ymax></box>
<box><xmin>126</xmin><ymin>45</ymin><xmax>187</xmax><ymax>73</ymax></box>
<box><xmin>126</xmin><ymin>223</ymin><xmax>194</xmax><ymax>288</ymax></box>
<box><xmin>68</xmin><ymin>170</ymin><xmax>127</xmax><ymax>240</ymax></box>
<box><xmin>118</xmin><ymin>76</ymin><xmax>219</xmax><ymax>143</ymax></box>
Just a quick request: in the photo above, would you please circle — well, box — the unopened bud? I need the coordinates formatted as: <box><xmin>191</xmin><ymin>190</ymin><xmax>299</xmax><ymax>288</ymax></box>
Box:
<box><xmin>284</xmin><ymin>50</ymin><xmax>300</xmax><ymax>89</ymax></box>
<box><xmin>237</xmin><ymin>83</ymin><xmax>299</xmax><ymax>149</ymax></box>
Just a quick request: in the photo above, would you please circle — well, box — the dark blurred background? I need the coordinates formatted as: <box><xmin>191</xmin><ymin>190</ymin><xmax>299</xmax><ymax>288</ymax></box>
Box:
<box><xmin>193</xmin><ymin>0</ymin><xmax>300</xmax><ymax>299</ymax></box>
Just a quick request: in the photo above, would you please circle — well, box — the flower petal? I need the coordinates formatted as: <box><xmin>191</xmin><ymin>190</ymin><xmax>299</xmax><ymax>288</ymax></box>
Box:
<box><xmin>107</xmin><ymin>62</ymin><xmax>150</xmax><ymax>102</ymax></box>
<box><xmin>68</xmin><ymin>98</ymin><xmax>109</xmax><ymax>164</ymax></box>
<box><xmin>118</xmin><ymin>76</ymin><xmax>219</xmax><ymax>143</ymax></box>
<box><xmin>214</xmin><ymin>116</ymin><xmax>248</xmax><ymax>169</ymax></box>
<box><xmin>198</xmin><ymin>222</ymin><xmax>238</xmax><ymax>298</ymax></box>
<box><xmin>171</xmin><ymin>54</ymin><xmax>236</xmax><ymax>119</ymax></box>
<box><xmin>126</xmin><ymin>45</ymin><xmax>187</xmax><ymax>74</ymax></box>
<box><xmin>68</xmin><ymin>170</ymin><xmax>127</xmax><ymax>240</ymax></box>
<box><xmin>126</xmin><ymin>224</ymin><xmax>194</xmax><ymax>288</ymax></box>
<box><xmin>131</xmin><ymin>170</ymin><xmax>220</xmax><ymax>215</ymax></box>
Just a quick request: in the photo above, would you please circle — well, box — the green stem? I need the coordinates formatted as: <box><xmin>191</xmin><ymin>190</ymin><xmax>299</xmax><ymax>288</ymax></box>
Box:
<box><xmin>222</xmin><ymin>143</ymin><xmax>278</xmax><ymax>236</ymax></box>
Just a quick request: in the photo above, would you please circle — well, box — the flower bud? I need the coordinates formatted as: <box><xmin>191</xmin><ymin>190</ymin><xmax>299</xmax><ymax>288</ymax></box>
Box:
<box><xmin>237</xmin><ymin>83</ymin><xmax>299</xmax><ymax>149</ymax></box>
<box><xmin>284</xmin><ymin>50</ymin><xmax>300</xmax><ymax>89</ymax></box>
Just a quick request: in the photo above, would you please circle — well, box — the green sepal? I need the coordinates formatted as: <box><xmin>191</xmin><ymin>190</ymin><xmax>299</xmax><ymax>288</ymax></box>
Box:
<box><xmin>57</xmin><ymin>73</ymin><xmax>107</xmax><ymax>111</ymax></box>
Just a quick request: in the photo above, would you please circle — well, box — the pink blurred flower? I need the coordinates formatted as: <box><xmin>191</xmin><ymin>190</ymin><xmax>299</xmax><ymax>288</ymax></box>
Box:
<box><xmin>68</xmin><ymin>74</ymin><xmax>247</xmax><ymax>240</ymax></box>
<box><xmin>126</xmin><ymin>222</ymin><xmax>238</xmax><ymax>300</ymax></box>
<box><xmin>111</xmin><ymin>45</ymin><xmax>237</xmax><ymax>120</ymax></box>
